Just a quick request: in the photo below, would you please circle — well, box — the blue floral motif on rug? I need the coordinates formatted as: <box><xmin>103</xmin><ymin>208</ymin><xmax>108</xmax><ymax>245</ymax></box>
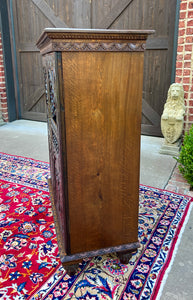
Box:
<box><xmin>0</xmin><ymin>152</ymin><xmax>192</xmax><ymax>300</ymax></box>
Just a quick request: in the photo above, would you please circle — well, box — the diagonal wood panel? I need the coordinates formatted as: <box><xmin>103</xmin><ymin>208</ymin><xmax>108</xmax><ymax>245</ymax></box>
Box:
<box><xmin>94</xmin><ymin>0</ymin><xmax>134</xmax><ymax>29</ymax></box>
<box><xmin>26</xmin><ymin>87</ymin><xmax>45</xmax><ymax>112</ymax></box>
<box><xmin>31</xmin><ymin>0</ymin><xmax>68</xmax><ymax>28</ymax></box>
<box><xmin>142</xmin><ymin>99</ymin><xmax>160</xmax><ymax>127</ymax></box>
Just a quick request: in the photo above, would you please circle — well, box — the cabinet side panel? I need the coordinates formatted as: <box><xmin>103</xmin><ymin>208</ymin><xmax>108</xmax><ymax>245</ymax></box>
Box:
<box><xmin>62</xmin><ymin>51</ymin><xmax>144</xmax><ymax>254</ymax></box>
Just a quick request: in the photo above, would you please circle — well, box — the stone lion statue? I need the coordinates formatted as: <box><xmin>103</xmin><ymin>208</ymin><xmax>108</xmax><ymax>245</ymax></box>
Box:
<box><xmin>161</xmin><ymin>83</ymin><xmax>185</xmax><ymax>144</ymax></box>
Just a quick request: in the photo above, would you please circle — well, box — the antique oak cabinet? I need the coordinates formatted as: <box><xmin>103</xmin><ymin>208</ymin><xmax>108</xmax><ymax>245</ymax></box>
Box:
<box><xmin>37</xmin><ymin>28</ymin><xmax>153</xmax><ymax>273</ymax></box>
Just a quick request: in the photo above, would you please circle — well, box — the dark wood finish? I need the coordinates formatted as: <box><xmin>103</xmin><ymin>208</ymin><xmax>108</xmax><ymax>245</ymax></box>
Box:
<box><xmin>10</xmin><ymin>0</ymin><xmax>177</xmax><ymax>135</ymax></box>
<box><xmin>44</xmin><ymin>53</ymin><xmax>69</xmax><ymax>255</ymax></box>
<box><xmin>64</xmin><ymin>262</ymin><xmax>81</xmax><ymax>277</ymax></box>
<box><xmin>48</xmin><ymin>177</ymin><xmax>67</xmax><ymax>257</ymax></box>
<box><xmin>117</xmin><ymin>249</ymin><xmax>137</xmax><ymax>264</ymax></box>
<box><xmin>37</xmin><ymin>29</ymin><xmax>152</xmax><ymax>271</ymax></box>
<box><xmin>142</xmin><ymin>98</ymin><xmax>162</xmax><ymax>136</ymax></box>
<box><xmin>146</xmin><ymin>37</ymin><xmax>169</xmax><ymax>50</ymax></box>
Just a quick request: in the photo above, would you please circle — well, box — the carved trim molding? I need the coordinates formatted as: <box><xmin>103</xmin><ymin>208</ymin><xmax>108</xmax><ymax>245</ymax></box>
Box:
<box><xmin>48</xmin><ymin>178</ymin><xmax>67</xmax><ymax>257</ymax></box>
<box><xmin>36</xmin><ymin>29</ymin><xmax>154</xmax><ymax>53</ymax></box>
<box><xmin>37</xmin><ymin>29</ymin><xmax>152</xmax><ymax>43</ymax></box>
<box><xmin>61</xmin><ymin>242</ymin><xmax>140</xmax><ymax>264</ymax></box>
<box><xmin>46</xmin><ymin>32</ymin><xmax>149</xmax><ymax>41</ymax></box>
<box><xmin>52</xmin><ymin>41</ymin><xmax>146</xmax><ymax>52</ymax></box>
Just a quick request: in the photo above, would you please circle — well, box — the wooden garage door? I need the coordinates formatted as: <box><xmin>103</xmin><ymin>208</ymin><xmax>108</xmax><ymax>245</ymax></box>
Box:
<box><xmin>11</xmin><ymin>0</ymin><xmax>177</xmax><ymax>135</ymax></box>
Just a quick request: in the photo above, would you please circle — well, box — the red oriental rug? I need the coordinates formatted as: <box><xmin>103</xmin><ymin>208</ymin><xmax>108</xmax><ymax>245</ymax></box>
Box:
<box><xmin>0</xmin><ymin>152</ymin><xmax>192</xmax><ymax>300</ymax></box>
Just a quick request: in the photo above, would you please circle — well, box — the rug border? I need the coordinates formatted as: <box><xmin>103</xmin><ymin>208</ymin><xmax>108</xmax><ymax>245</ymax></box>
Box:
<box><xmin>141</xmin><ymin>183</ymin><xmax>193</xmax><ymax>201</ymax></box>
<box><xmin>0</xmin><ymin>151</ymin><xmax>49</xmax><ymax>165</ymax></box>
<box><xmin>0</xmin><ymin>151</ymin><xmax>50</xmax><ymax>191</ymax></box>
<box><xmin>141</xmin><ymin>185</ymin><xmax>193</xmax><ymax>299</ymax></box>
<box><xmin>154</xmin><ymin>201</ymin><xmax>193</xmax><ymax>300</ymax></box>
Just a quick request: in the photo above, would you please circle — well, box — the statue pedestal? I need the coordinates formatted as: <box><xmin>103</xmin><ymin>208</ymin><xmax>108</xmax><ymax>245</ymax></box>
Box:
<box><xmin>159</xmin><ymin>139</ymin><xmax>181</xmax><ymax>156</ymax></box>
<box><xmin>0</xmin><ymin>109</ymin><xmax>5</xmax><ymax>126</ymax></box>
<box><xmin>0</xmin><ymin>119</ymin><xmax>5</xmax><ymax>126</ymax></box>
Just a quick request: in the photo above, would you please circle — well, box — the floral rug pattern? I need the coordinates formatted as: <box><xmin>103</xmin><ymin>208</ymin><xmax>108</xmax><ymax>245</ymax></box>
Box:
<box><xmin>0</xmin><ymin>152</ymin><xmax>192</xmax><ymax>300</ymax></box>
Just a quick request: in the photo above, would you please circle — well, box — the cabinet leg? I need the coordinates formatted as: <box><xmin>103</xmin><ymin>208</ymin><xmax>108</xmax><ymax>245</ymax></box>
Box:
<box><xmin>63</xmin><ymin>262</ymin><xmax>80</xmax><ymax>277</ymax></box>
<box><xmin>116</xmin><ymin>249</ymin><xmax>137</xmax><ymax>264</ymax></box>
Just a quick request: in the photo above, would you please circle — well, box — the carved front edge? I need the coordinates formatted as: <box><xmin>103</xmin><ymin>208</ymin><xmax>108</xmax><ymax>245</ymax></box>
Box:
<box><xmin>36</xmin><ymin>29</ymin><xmax>154</xmax><ymax>55</ymax></box>
<box><xmin>43</xmin><ymin>52</ymin><xmax>68</xmax><ymax>257</ymax></box>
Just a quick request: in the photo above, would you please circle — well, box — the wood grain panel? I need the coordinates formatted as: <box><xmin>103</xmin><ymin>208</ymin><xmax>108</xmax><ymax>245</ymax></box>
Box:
<box><xmin>61</xmin><ymin>0</ymin><xmax>91</xmax><ymax>28</ymax></box>
<box><xmin>62</xmin><ymin>51</ymin><xmax>144</xmax><ymax>253</ymax></box>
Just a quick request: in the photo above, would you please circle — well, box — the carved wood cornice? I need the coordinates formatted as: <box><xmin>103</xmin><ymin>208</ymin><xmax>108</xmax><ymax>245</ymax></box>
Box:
<box><xmin>37</xmin><ymin>28</ymin><xmax>154</xmax><ymax>54</ymax></box>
